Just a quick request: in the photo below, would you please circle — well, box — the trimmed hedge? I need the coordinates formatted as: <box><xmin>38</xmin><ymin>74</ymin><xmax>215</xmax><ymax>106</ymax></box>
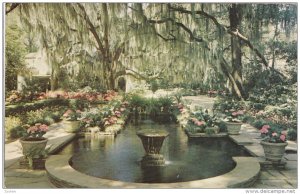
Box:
<box><xmin>5</xmin><ymin>99</ymin><xmax>69</xmax><ymax>116</ymax></box>
<box><xmin>5</xmin><ymin>98</ymin><xmax>108</xmax><ymax>117</ymax></box>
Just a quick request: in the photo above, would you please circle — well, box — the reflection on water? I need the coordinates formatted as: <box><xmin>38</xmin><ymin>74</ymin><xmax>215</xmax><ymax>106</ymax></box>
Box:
<box><xmin>57</xmin><ymin>121</ymin><xmax>250</xmax><ymax>183</ymax></box>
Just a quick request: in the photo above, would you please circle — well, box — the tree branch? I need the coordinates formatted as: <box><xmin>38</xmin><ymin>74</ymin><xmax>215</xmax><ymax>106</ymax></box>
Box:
<box><xmin>6</xmin><ymin>3</ymin><xmax>20</xmax><ymax>15</ymax></box>
<box><xmin>113</xmin><ymin>42</ymin><xmax>126</xmax><ymax>62</ymax></box>
<box><xmin>229</xmin><ymin>30</ymin><xmax>268</xmax><ymax>67</ymax></box>
<box><xmin>149</xmin><ymin>18</ymin><xmax>203</xmax><ymax>42</ymax></box>
<box><xmin>76</xmin><ymin>3</ymin><xmax>106</xmax><ymax>56</ymax></box>
<box><xmin>102</xmin><ymin>3</ymin><xmax>110</xmax><ymax>59</ymax></box>
<box><xmin>169</xmin><ymin>5</ymin><xmax>269</xmax><ymax>68</ymax></box>
<box><xmin>156</xmin><ymin>32</ymin><xmax>176</xmax><ymax>41</ymax></box>
<box><xmin>116</xmin><ymin>67</ymin><xmax>164</xmax><ymax>81</ymax></box>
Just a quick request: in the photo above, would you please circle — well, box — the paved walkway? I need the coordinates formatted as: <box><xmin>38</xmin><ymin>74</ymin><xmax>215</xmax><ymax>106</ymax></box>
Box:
<box><xmin>4</xmin><ymin>121</ymin><xmax>76</xmax><ymax>188</ymax></box>
<box><xmin>4</xmin><ymin>95</ymin><xmax>298</xmax><ymax>189</ymax></box>
<box><xmin>233</xmin><ymin>124</ymin><xmax>297</xmax><ymax>188</ymax></box>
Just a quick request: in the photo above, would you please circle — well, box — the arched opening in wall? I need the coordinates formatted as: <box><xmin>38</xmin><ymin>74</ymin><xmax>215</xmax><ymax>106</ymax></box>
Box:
<box><xmin>117</xmin><ymin>77</ymin><xmax>126</xmax><ymax>92</ymax></box>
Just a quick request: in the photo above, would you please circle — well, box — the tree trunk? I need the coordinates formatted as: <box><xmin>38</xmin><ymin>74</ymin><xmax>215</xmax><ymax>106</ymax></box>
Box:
<box><xmin>50</xmin><ymin>76</ymin><xmax>58</xmax><ymax>91</ymax></box>
<box><xmin>220</xmin><ymin>57</ymin><xmax>244</xmax><ymax>100</ymax></box>
<box><xmin>50</xmin><ymin>70</ymin><xmax>58</xmax><ymax>91</ymax></box>
<box><xmin>229</xmin><ymin>4</ymin><xmax>247</xmax><ymax>99</ymax></box>
<box><xmin>108</xmin><ymin>71</ymin><xmax>116</xmax><ymax>90</ymax></box>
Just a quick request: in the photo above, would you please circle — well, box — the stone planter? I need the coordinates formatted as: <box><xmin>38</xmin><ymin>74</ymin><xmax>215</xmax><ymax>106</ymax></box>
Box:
<box><xmin>225</xmin><ymin>121</ymin><xmax>242</xmax><ymax>135</ymax></box>
<box><xmin>260</xmin><ymin>141</ymin><xmax>288</xmax><ymax>162</ymax></box>
<box><xmin>20</xmin><ymin>137</ymin><xmax>48</xmax><ymax>157</ymax></box>
<box><xmin>63</xmin><ymin>120</ymin><xmax>81</xmax><ymax>133</ymax></box>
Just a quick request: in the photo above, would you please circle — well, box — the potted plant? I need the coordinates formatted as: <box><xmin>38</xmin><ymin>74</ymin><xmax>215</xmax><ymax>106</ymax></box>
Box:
<box><xmin>223</xmin><ymin>110</ymin><xmax>244</xmax><ymax>135</ymax></box>
<box><xmin>20</xmin><ymin>123</ymin><xmax>49</xmax><ymax>159</ymax></box>
<box><xmin>260</xmin><ymin>124</ymin><xmax>288</xmax><ymax>162</ymax></box>
<box><xmin>62</xmin><ymin>109</ymin><xmax>82</xmax><ymax>132</ymax></box>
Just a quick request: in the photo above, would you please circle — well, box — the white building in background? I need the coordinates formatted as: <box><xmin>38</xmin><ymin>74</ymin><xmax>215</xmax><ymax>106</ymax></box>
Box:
<box><xmin>17</xmin><ymin>49</ymin><xmax>51</xmax><ymax>91</ymax></box>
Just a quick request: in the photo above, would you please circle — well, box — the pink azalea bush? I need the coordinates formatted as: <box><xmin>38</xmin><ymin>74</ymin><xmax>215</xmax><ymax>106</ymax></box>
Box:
<box><xmin>260</xmin><ymin>124</ymin><xmax>287</xmax><ymax>143</ymax></box>
<box><xmin>80</xmin><ymin>100</ymin><xmax>130</xmax><ymax>130</ymax></box>
<box><xmin>23</xmin><ymin>123</ymin><xmax>49</xmax><ymax>140</ymax></box>
<box><xmin>186</xmin><ymin>117</ymin><xmax>206</xmax><ymax>133</ymax></box>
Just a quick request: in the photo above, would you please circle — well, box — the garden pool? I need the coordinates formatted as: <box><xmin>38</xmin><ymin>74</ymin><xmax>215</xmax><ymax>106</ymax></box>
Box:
<box><xmin>57</xmin><ymin>120</ymin><xmax>250</xmax><ymax>183</ymax></box>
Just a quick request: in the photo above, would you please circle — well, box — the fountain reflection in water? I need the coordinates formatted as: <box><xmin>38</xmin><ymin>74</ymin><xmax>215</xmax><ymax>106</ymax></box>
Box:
<box><xmin>137</xmin><ymin>129</ymin><xmax>169</xmax><ymax>167</ymax></box>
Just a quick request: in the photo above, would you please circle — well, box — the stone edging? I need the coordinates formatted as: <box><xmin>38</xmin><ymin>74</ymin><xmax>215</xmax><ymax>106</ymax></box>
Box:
<box><xmin>45</xmin><ymin>155</ymin><xmax>260</xmax><ymax>188</ymax></box>
<box><xmin>185</xmin><ymin>131</ymin><xmax>228</xmax><ymax>138</ymax></box>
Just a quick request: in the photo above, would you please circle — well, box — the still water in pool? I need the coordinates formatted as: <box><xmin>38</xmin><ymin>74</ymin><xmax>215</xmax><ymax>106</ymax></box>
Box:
<box><xmin>58</xmin><ymin>120</ymin><xmax>249</xmax><ymax>183</ymax></box>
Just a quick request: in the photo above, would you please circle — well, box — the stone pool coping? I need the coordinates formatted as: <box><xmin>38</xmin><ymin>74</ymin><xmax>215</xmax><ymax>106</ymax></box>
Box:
<box><xmin>45</xmin><ymin>155</ymin><xmax>260</xmax><ymax>188</ymax></box>
<box><xmin>185</xmin><ymin>131</ymin><xmax>228</xmax><ymax>138</ymax></box>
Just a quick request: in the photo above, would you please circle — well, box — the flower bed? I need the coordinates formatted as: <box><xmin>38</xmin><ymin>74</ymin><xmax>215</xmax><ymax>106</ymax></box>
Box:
<box><xmin>6</xmin><ymin>89</ymin><xmax>119</xmax><ymax>105</ymax></box>
<box><xmin>80</xmin><ymin>100</ymin><xmax>130</xmax><ymax>135</ymax></box>
<box><xmin>5</xmin><ymin>89</ymin><xmax>120</xmax><ymax>116</ymax></box>
<box><xmin>213</xmin><ymin>95</ymin><xmax>297</xmax><ymax>141</ymax></box>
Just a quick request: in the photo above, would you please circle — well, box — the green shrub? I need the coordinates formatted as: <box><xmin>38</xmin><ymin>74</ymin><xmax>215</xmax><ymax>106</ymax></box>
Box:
<box><xmin>44</xmin><ymin>116</ymin><xmax>55</xmax><ymax>125</ymax></box>
<box><xmin>5</xmin><ymin>116</ymin><xmax>24</xmax><ymax>139</ymax></box>
<box><xmin>217</xmin><ymin>121</ymin><xmax>227</xmax><ymax>132</ymax></box>
<box><xmin>5</xmin><ymin>99</ymin><xmax>69</xmax><ymax>116</ymax></box>
<box><xmin>287</xmin><ymin>128</ymin><xmax>297</xmax><ymax>141</ymax></box>
<box><xmin>205</xmin><ymin>127</ymin><xmax>215</xmax><ymax>135</ymax></box>
<box><xmin>69</xmin><ymin>99</ymin><xmax>88</xmax><ymax>110</ymax></box>
<box><xmin>157</xmin><ymin>96</ymin><xmax>174</xmax><ymax>113</ymax></box>
<box><xmin>26</xmin><ymin>108</ymin><xmax>61</xmax><ymax>125</ymax></box>
<box><xmin>252</xmin><ymin>103</ymin><xmax>266</xmax><ymax>111</ymax></box>
<box><xmin>149</xmin><ymin>80</ymin><xmax>159</xmax><ymax>93</ymax></box>
<box><xmin>50</xmin><ymin>111</ymin><xmax>62</xmax><ymax>122</ymax></box>
<box><xmin>128</xmin><ymin>94</ymin><xmax>147</xmax><ymax>110</ymax></box>
<box><xmin>242</xmin><ymin>115</ymin><xmax>255</xmax><ymax>123</ymax></box>
<box><xmin>173</xmin><ymin>92</ymin><xmax>182</xmax><ymax>104</ymax></box>
<box><xmin>252</xmin><ymin>119</ymin><xmax>266</xmax><ymax>129</ymax></box>
<box><xmin>145</xmin><ymin>98</ymin><xmax>160</xmax><ymax>116</ymax></box>
<box><xmin>26</xmin><ymin>110</ymin><xmax>45</xmax><ymax>125</ymax></box>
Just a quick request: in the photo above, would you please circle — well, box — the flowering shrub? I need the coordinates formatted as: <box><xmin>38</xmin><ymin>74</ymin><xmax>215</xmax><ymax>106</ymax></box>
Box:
<box><xmin>6</xmin><ymin>90</ymin><xmax>23</xmax><ymax>104</ymax></box>
<box><xmin>224</xmin><ymin>110</ymin><xmax>244</xmax><ymax>122</ymax></box>
<box><xmin>80</xmin><ymin>100</ymin><xmax>129</xmax><ymax>130</ymax></box>
<box><xmin>80</xmin><ymin>108</ymin><xmax>104</xmax><ymax>128</ymax></box>
<box><xmin>63</xmin><ymin>109</ymin><xmax>81</xmax><ymax>121</ymax></box>
<box><xmin>23</xmin><ymin>123</ymin><xmax>48</xmax><ymax>140</ymax></box>
<box><xmin>103</xmin><ymin>101</ymin><xmax>129</xmax><ymax>127</ymax></box>
<box><xmin>176</xmin><ymin>103</ymin><xmax>191</xmax><ymax>127</ymax></box>
<box><xmin>260</xmin><ymin>124</ymin><xmax>287</xmax><ymax>143</ymax></box>
<box><xmin>6</xmin><ymin>90</ymin><xmax>120</xmax><ymax>105</ymax></box>
<box><xmin>185</xmin><ymin>109</ymin><xmax>218</xmax><ymax>133</ymax></box>
<box><xmin>213</xmin><ymin>97</ymin><xmax>245</xmax><ymax>114</ymax></box>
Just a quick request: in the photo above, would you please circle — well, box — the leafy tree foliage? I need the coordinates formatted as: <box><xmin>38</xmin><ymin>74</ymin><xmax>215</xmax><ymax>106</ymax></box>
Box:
<box><xmin>5</xmin><ymin>3</ymin><xmax>297</xmax><ymax>98</ymax></box>
<box><xmin>5</xmin><ymin>24</ymin><xmax>27</xmax><ymax>92</ymax></box>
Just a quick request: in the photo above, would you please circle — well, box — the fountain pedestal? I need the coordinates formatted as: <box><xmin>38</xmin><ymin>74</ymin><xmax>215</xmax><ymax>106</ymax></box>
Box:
<box><xmin>137</xmin><ymin>129</ymin><xmax>169</xmax><ymax>167</ymax></box>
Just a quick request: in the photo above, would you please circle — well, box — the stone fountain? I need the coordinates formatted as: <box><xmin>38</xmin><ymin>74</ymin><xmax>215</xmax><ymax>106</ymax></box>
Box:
<box><xmin>136</xmin><ymin>129</ymin><xmax>169</xmax><ymax>167</ymax></box>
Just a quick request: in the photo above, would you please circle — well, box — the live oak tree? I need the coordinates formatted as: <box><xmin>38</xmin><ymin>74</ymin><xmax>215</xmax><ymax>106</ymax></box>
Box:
<box><xmin>6</xmin><ymin>3</ymin><xmax>297</xmax><ymax>98</ymax></box>
<box><xmin>134</xmin><ymin>3</ymin><xmax>296</xmax><ymax>99</ymax></box>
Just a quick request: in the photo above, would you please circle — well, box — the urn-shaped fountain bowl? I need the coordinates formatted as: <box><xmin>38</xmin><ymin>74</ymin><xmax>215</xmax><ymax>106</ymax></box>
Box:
<box><xmin>136</xmin><ymin>129</ymin><xmax>169</xmax><ymax>167</ymax></box>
